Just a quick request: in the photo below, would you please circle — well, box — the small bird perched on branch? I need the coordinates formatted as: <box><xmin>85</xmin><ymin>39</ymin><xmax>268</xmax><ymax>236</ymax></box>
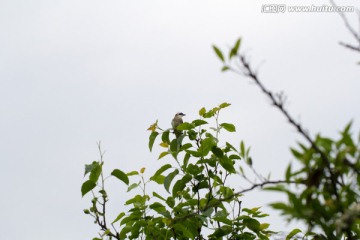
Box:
<box><xmin>172</xmin><ymin>112</ymin><xmax>185</xmax><ymax>138</ymax></box>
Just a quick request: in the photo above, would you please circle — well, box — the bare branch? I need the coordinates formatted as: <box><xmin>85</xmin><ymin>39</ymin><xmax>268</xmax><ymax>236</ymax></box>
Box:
<box><xmin>234</xmin><ymin>180</ymin><xmax>300</xmax><ymax>195</ymax></box>
<box><xmin>330</xmin><ymin>0</ymin><xmax>360</xmax><ymax>53</ymax></box>
<box><xmin>339</xmin><ymin>41</ymin><xmax>360</xmax><ymax>52</ymax></box>
<box><xmin>330</xmin><ymin>0</ymin><xmax>360</xmax><ymax>42</ymax></box>
<box><xmin>235</xmin><ymin>54</ymin><xmax>343</xmax><ymax>212</ymax></box>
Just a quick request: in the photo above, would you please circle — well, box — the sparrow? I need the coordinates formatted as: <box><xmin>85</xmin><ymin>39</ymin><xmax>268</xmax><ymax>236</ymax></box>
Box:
<box><xmin>171</xmin><ymin>112</ymin><xmax>185</xmax><ymax>138</ymax></box>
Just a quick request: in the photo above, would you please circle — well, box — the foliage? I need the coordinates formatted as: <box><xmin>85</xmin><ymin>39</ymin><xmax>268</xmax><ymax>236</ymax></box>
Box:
<box><xmin>82</xmin><ymin>20</ymin><xmax>360</xmax><ymax>238</ymax></box>
<box><xmin>213</xmin><ymin>39</ymin><xmax>360</xmax><ymax>239</ymax></box>
<box><xmin>267</xmin><ymin>123</ymin><xmax>360</xmax><ymax>239</ymax></box>
<box><xmin>82</xmin><ymin>104</ymin><xmax>279</xmax><ymax>239</ymax></box>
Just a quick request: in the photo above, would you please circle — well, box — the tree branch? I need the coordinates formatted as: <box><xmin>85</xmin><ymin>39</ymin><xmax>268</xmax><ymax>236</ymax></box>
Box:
<box><xmin>222</xmin><ymin>180</ymin><xmax>300</xmax><ymax>199</ymax></box>
<box><xmin>330</xmin><ymin>0</ymin><xmax>360</xmax><ymax>53</ymax></box>
<box><xmin>236</xmin><ymin>54</ymin><xmax>343</xmax><ymax>212</ymax></box>
<box><xmin>339</xmin><ymin>41</ymin><xmax>360</xmax><ymax>52</ymax></box>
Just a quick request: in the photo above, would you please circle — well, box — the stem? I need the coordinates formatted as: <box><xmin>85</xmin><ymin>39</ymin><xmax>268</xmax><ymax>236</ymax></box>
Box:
<box><xmin>95</xmin><ymin>142</ymin><xmax>119</xmax><ymax>239</ymax></box>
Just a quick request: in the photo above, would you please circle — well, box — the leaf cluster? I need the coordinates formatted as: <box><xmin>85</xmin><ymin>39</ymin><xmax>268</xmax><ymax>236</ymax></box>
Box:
<box><xmin>266</xmin><ymin>123</ymin><xmax>360</xmax><ymax>239</ymax></box>
<box><xmin>82</xmin><ymin>104</ymin><xmax>276</xmax><ymax>240</ymax></box>
<box><xmin>213</xmin><ymin>39</ymin><xmax>360</xmax><ymax>239</ymax></box>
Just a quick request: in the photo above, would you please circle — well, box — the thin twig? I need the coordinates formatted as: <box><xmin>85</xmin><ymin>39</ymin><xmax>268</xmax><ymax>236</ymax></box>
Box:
<box><xmin>94</xmin><ymin>142</ymin><xmax>119</xmax><ymax>239</ymax></box>
<box><xmin>330</xmin><ymin>0</ymin><xmax>360</xmax><ymax>42</ymax></box>
<box><xmin>330</xmin><ymin>0</ymin><xmax>360</xmax><ymax>53</ymax></box>
<box><xmin>224</xmin><ymin>180</ymin><xmax>300</xmax><ymax>197</ymax></box>
<box><xmin>339</xmin><ymin>41</ymin><xmax>360</xmax><ymax>52</ymax></box>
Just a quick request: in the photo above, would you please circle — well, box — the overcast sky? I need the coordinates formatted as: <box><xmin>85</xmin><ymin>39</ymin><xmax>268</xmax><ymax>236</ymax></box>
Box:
<box><xmin>1</xmin><ymin>0</ymin><xmax>360</xmax><ymax>239</ymax></box>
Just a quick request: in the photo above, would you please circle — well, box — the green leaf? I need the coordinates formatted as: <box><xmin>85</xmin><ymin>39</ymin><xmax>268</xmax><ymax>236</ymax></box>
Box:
<box><xmin>211</xmin><ymin>174</ymin><xmax>224</xmax><ymax>185</ymax></box>
<box><xmin>112</xmin><ymin>212</ymin><xmax>125</xmax><ymax>224</ymax></box>
<box><xmin>147</xmin><ymin>120</ymin><xmax>158</xmax><ymax>132</ymax></box>
<box><xmin>214</xmin><ymin>210</ymin><xmax>227</xmax><ymax>218</ymax></box>
<box><xmin>174</xmin><ymin>223</ymin><xmax>195</xmax><ymax>239</ymax></box>
<box><xmin>84</xmin><ymin>161</ymin><xmax>97</xmax><ymax>176</ymax></box>
<box><xmin>149</xmin><ymin>131</ymin><xmax>159</xmax><ymax>152</ymax></box>
<box><xmin>152</xmin><ymin>164</ymin><xmax>172</xmax><ymax>178</ymax></box>
<box><xmin>170</xmin><ymin>139</ymin><xmax>178</xmax><ymax>153</ymax></box>
<box><xmin>166</xmin><ymin>196</ymin><xmax>175</xmax><ymax>208</ymax></box>
<box><xmin>240</xmin><ymin>141</ymin><xmax>245</xmax><ymax>156</ymax></box>
<box><xmin>153</xmin><ymin>191</ymin><xmax>166</xmax><ymax>201</ymax></box>
<box><xmin>290</xmin><ymin>147</ymin><xmax>302</xmax><ymax>160</ymax></box>
<box><xmin>219</xmin><ymin>156</ymin><xmax>236</xmax><ymax>173</ymax></box>
<box><xmin>180</xmin><ymin>143</ymin><xmax>192</xmax><ymax>151</ymax></box>
<box><xmin>343</xmin><ymin>121</ymin><xmax>352</xmax><ymax>134</ymax></box>
<box><xmin>188</xmin><ymin>130</ymin><xmax>197</xmax><ymax>140</ymax></box>
<box><xmin>187</xmin><ymin>163</ymin><xmax>202</xmax><ymax>175</ymax></box>
<box><xmin>229</xmin><ymin>154</ymin><xmax>241</xmax><ymax>160</ymax></box>
<box><xmin>285</xmin><ymin>164</ymin><xmax>292</xmax><ymax>182</ymax></box>
<box><xmin>151</xmin><ymin>204</ymin><xmax>170</xmax><ymax>218</ymax></box>
<box><xmin>242</xmin><ymin>207</ymin><xmax>260</xmax><ymax>214</ymax></box>
<box><xmin>316</xmin><ymin>136</ymin><xmax>333</xmax><ymax>152</ymax></box>
<box><xmin>151</xmin><ymin>175</ymin><xmax>165</xmax><ymax>184</ymax></box>
<box><xmin>199</xmin><ymin>137</ymin><xmax>217</xmax><ymax>156</ymax></box>
<box><xmin>130</xmin><ymin>220</ymin><xmax>144</xmax><ymax>238</ymax></box>
<box><xmin>219</xmin><ymin>186</ymin><xmax>234</xmax><ymax>201</ymax></box>
<box><xmin>119</xmin><ymin>225</ymin><xmax>132</xmax><ymax>238</ymax></box>
<box><xmin>111</xmin><ymin>169</ymin><xmax>129</xmax><ymax>185</ymax></box>
<box><xmin>125</xmin><ymin>194</ymin><xmax>146</xmax><ymax>206</ymax></box>
<box><xmin>164</xmin><ymin>169</ymin><xmax>179</xmax><ymax>193</ymax></box>
<box><xmin>127</xmin><ymin>183</ymin><xmax>139</xmax><ymax>192</ymax></box>
<box><xmin>226</xmin><ymin>142</ymin><xmax>237</xmax><ymax>152</ymax></box>
<box><xmin>192</xmin><ymin>119</ymin><xmax>208</xmax><ymax>127</ymax></box>
<box><xmin>199</xmin><ymin>107</ymin><xmax>206</xmax><ymax>116</ymax></box>
<box><xmin>212</xmin><ymin>45</ymin><xmax>225</xmax><ymax>62</ymax></box>
<box><xmin>158</xmin><ymin>151</ymin><xmax>169</xmax><ymax>160</ymax></box>
<box><xmin>172</xmin><ymin>174</ymin><xmax>192</xmax><ymax>197</ymax></box>
<box><xmin>213</xmin><ymin>216</ymin><xmax>232</xmax><ymax>225</ymax></box>
<box><xmin>104</xmin><ymin>229</ymin><xmax>111</xmax><ymax>236</ymax></box>
<box><xmin>243</xmin><ymin>218</ymin><xmax>260</xmax><ymax>232</ymax></box>
<box><xmin>210</xmin><ymin>225</ymin><xmax>232</xmax><ymax>237</ymax></box>
<box><xmin>81</xmin><ymin>180</ymin><xmax>96</xmax><ymax>197</ymax></box>
<box><xmin>202</xmin><ymin>207</ymin><xmax>214</xmax><ymax>217</ymax></box>
<box><xmin>186</xmin><ymin>150</ymin><xmax>202</xmax><ymax>157</ymax></box>
<box><xmin>246</xmin><ymin>157</ymin><xmax>252</xmax><ymax>166</ymax></box>
<box><xmin>203</xmin><ymin>109</ymin><xmax>215</xmax><ymax>118</ymax></box>
<box><xmin>229</xmin><ymin>38</ymin><xmax>241</xmax><ymax>59</ymax></box>
<box><xmin>221</xmin><ymin>66</ymin><xmax>230</xmax><ymax>72</ymax></box>
<box><xmin>161</xmin><ymin>130</ymin><xmax>170</xmax><ymax>144</ymax></box>
<box><xmin>269</xmin><ymin>202</ymin><xmax>290</xmax><ymax>211</ymax></box>
<box><xmin>183</xmin><ymin>152</ymin><xmax>190</xmax><ymax>169</ymax></box>
<box><xmin>89</xmin><ymin>162</ymin><xmax>102</xmax><ymax>183</ymax></box>
<box><xmin>150</xmin><ymin>202</ymin><xmax>166</xmax><ymax>210</ymax></box>
<box><xmin>286</xmin><ymin>228</ymin><xmax>302</xmax><ymax>240</ymax></box>
<box><xmin>220</xmin><ymin>123</ymin><xmax>236</xmax><ymax>132</ymax></box>
<box><xmin>212</xmin><ymin>107</ymin><xmax>220</xmax><ymax>113</ymax></box>
<box><xmin>127</xmin><ymin>171</ymin><xmax>139</xmax><ymax>176</ymax></box>
<box><xmin>219</xmin><ymin>102</ymin><xmax>231</xmax><ymax>108</ymax></box>
<box><xmin>260</xmin><ymin>223</ymin><xmax>270</xmax><ymax>230</ymax></box>
<box><xmin>177</xmin><ymin>122</ymin><xmax>195</xmax><ymax>131</ymax></box>
<box><xmin>211</xmin><ymin>146</ymin><xmax>224</xmax><ymax>158</ymax></box>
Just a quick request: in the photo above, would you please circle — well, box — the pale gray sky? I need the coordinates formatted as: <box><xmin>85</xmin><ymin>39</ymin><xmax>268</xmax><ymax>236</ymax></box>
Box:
<box><xmin>1</xmin><ymin>0</ymin><xmax>359</xmax><ymax>239</ymax></box>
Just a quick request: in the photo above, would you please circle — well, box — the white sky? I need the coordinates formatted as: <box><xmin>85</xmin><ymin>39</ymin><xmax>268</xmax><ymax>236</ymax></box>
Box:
<box><xmin>1</xmin><ymin>0</ymin><xmax>360</xmax><ymax>239</ymax></box>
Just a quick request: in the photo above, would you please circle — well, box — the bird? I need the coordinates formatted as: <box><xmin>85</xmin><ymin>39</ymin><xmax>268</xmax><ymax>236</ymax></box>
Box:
<box><xmin>171</xmin><ymin>112</ymin><xmax>186</xmax><ymax>138</ymax></box>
